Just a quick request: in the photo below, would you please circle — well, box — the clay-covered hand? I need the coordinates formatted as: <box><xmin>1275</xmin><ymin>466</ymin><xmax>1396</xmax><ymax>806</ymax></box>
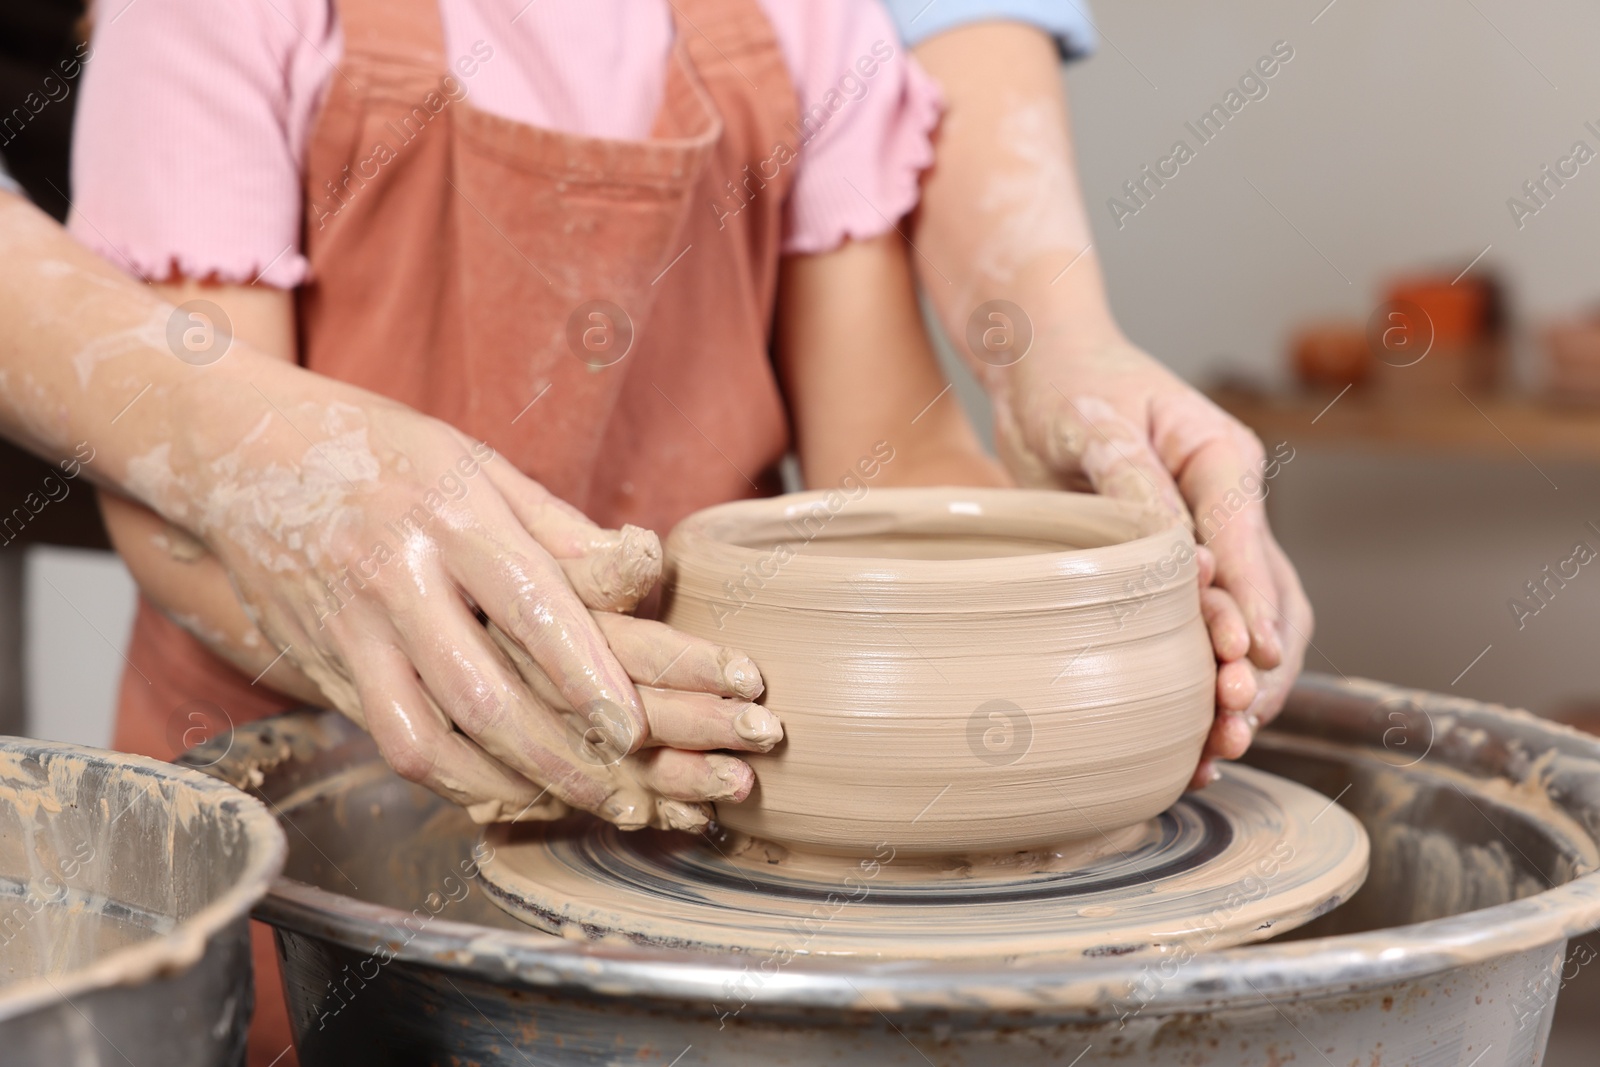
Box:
<box><xmin>987</xmin><ymin>339</ymin><xmax>1312</xmax><ymax>782</ymax></box>
<box><xmin>135</xmin><ymin>375</ymin><xmax>777</xmax><ymax>829</ymax></box>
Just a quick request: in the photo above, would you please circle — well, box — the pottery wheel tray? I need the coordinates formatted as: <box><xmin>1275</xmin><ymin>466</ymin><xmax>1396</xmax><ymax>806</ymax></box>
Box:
<box><xmin>477</xmin><ymin>764</ymin><xmax>1368</xmax><ymax>960</ymax></box>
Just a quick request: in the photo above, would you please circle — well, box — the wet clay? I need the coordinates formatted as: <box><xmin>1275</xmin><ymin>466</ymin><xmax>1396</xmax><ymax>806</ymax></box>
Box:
<box><xmin>478</xmin><ymin>763</ymin><xmax>1369</xmax><ymax>960</ymax></box>
<box><xmin>660</xmin><ymin>487</ymin><xmax>1216</xmax><ymax>856</ymax></box>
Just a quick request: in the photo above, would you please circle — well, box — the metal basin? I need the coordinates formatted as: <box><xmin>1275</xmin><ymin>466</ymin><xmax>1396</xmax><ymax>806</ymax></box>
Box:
<box><xmin>0</xmin><ymin>737</ymin><xmax>286</xmax><ymax>1066</ymax></box>
<box><xmin>193</xmin><ymin>675</ymin><xmax>1600</xmax><ymax>1065</ymax></box>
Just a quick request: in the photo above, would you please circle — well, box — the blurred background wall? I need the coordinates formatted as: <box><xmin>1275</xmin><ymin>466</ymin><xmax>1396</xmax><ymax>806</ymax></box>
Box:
<box><xmin>12</xmin><ymin>0</ymin><xmax>1600</xmax><ymax>747</ymax></box>
<box><xmin>1075</xmin><ymin>0</ymin><xmax>1600</xmax><ymax>718</ymax></box>
<box><xmin>1072</xmin><ymin>0</ymin><xmax>1600</xmax><ymax>386</ymax></box>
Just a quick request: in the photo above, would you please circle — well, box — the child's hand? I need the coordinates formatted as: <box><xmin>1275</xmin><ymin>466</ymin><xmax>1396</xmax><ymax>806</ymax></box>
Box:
<box><xmin>140</xmin><ymin>366</ymin><xmax>778</xmax><ymax>829</ymax></box>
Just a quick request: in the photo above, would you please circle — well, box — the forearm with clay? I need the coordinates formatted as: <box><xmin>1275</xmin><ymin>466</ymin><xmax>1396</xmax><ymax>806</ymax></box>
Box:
<box><xmin>3</xmin><ymin>192</ymin><xmax>780</xmax><ymax>829</ymax></box>
<box><xmin>909</xmin><ymin>25</ymin><xmax>1312</xmax><ymax>781</ymax></box>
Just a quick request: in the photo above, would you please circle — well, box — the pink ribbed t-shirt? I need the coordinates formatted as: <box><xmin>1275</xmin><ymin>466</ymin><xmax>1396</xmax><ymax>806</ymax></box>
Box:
<box><xmin>70</xmin><ymin>0</ymin><xmax>941</xmax><ymax>287</ymax></box>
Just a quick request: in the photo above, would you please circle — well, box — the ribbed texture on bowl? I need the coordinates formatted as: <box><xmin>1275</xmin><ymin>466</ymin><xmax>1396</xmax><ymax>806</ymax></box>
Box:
<box><xmin>662</xmin><ymin>487</ymin><xmax>1215</xmax><ymax>856</ymax></box>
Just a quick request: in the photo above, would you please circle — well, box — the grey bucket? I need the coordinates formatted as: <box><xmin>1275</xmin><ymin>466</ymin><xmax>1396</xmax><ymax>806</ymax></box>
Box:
<box><xmin>0</xmin><ymin>737</ymin><xmax>286</xmax><ymax>1066</ymax></box>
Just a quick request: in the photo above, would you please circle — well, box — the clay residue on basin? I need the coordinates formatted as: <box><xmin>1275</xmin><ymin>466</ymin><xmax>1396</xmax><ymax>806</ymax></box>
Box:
<box><xmin>0</xmin><ymin>748</ymin><xmax>212</xmax><ymax>985</ymax></box>
<box><xmin>0</xmin><ymin>883</ymin><xmax>173</xmax><ymax>984</ymax></box>
<box><xmin>1253</xmin><ymin>726</ymin><xmax>1600</xmax><ymax>941</ymax></box>
<box><xmin>0</xmin><ymin>740</ymin><xmax>284</xmax><ymax>1013</ymax></box>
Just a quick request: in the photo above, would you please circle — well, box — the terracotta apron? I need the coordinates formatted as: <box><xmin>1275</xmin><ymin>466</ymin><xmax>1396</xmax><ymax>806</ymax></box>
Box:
<box><xmin>111</xmin><ymin>0</ymin><xmax>799</xmax><ymax>1061</ymax></box>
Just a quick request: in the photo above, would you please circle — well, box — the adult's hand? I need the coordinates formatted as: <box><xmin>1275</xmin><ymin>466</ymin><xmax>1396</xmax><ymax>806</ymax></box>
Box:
<box><xmin>2</xmin><ymin>191</ymin><xmax>777</xmax><ymax>826</ymax></box>
<box><xmin>906</xmin><ymin>23</ymin><xmax>1312</xmax><ymax>783</ymax></box>
<box><xmin>987</xmin><ymin>338</ymin><xmax>1312</xmax><ymax>785</ymax></box>
<box><xmin>111</xmin><ymin>358</ymin><xmax>779</xmax><ymax>830</ymax></box>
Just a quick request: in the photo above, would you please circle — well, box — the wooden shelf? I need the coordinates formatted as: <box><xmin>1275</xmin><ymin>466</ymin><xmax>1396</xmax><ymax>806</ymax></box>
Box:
<box><xmin>1209</xmin><ymin>386</ymin><xmax>1600</xmax><ymax>465</ymax></box>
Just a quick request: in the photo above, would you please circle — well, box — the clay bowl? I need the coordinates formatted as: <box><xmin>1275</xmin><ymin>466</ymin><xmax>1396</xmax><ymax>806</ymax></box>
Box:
<box><xmin>662</xmin><ymin>487</ymin><xmax>1215</xmax><ymax>858</ymax></box>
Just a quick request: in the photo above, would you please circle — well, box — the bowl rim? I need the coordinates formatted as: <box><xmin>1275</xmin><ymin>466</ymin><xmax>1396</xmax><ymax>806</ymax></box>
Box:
<box><xmin>665</xmin><ymin>487</ymin><xmax>1196</xmax><ymax>588</ymax></box>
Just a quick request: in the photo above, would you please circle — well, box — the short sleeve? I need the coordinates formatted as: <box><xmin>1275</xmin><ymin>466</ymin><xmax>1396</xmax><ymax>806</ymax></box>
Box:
<box><xmin>879</xmin><ymin>0</ymin><xmax>1099</xmax><ymax>60</ymax></box>
<box><xmin>759</xmin><ymin>0</ymin><xmax>943</xmax><ymax>255</ymax></box>
<box><xmin>68</xmin><ymin>0</ymin><xmax>338</xmax><ymax>287</ymax></box>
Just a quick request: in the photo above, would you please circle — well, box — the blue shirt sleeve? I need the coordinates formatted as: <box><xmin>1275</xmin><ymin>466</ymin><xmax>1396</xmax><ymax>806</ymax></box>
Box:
<box><xmin>0</xmin><ymin>154</ymin><xmax>22</xmax><ymax>199</ymax></box>
<box><xmin>880</xmin><ymin>0</ymin><xmax>1098</xmax><ymax>60</ymax></box>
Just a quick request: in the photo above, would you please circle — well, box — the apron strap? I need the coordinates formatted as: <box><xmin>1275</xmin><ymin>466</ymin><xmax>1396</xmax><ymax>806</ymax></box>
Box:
<box><xmin>666</xmin><ymin>0</ymin><xmax>794</xmax><ymax>158</ymax></box>
<box><xmin>337</xmin><ymin>0</ymin><xmax>447</xmax><ymax>70</ymax></box>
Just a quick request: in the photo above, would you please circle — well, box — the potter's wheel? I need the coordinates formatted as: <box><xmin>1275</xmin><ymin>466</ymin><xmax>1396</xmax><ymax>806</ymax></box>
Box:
<box><xmin>478</xmin><ymin>764</ymin><xmax>1368</xmax><ymax>959</ymax></box>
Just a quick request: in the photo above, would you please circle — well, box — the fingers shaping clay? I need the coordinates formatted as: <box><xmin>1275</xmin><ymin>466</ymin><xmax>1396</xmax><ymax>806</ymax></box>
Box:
<box><xmin>660</xmin><ymin>487</ymin><xmax>1216</xmax><ymax>856</ymax></box>
<box><xmin>477</xmin><ymin>489</ymin><xmax>1368</xmax><ymax>960</ymax></box>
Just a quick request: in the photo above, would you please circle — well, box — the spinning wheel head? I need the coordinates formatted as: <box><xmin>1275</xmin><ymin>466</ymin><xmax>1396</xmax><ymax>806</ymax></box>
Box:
<box><xmin>478</xmin><ymin>765</ymin><xmax>1369</xmax><ymax>961</ymax></box>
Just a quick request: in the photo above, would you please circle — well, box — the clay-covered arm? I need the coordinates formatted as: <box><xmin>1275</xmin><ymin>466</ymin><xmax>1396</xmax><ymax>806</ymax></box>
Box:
<box><xmin>0</xmin><ymin>192</ymin><xmax>237</xmax><ymax>492</ymax></box>
<box><xmin>906</xmin><ymin>24</ymin><xmax>1311</xmax><ymax>783</ymax></box>
<box><xmin>2</xmin><ymin>191</ymin><xmax>776</xmax><ymax>829</ymax></box>
<box><xmin>776</xmin><ymin>231</ymin><xmax>1010</xmax><ymax>490</ymax></box>
<box><xmin>94</xmin><ymin>277</ymin><xmax>319</xmax><ymax>693</ymax></box>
